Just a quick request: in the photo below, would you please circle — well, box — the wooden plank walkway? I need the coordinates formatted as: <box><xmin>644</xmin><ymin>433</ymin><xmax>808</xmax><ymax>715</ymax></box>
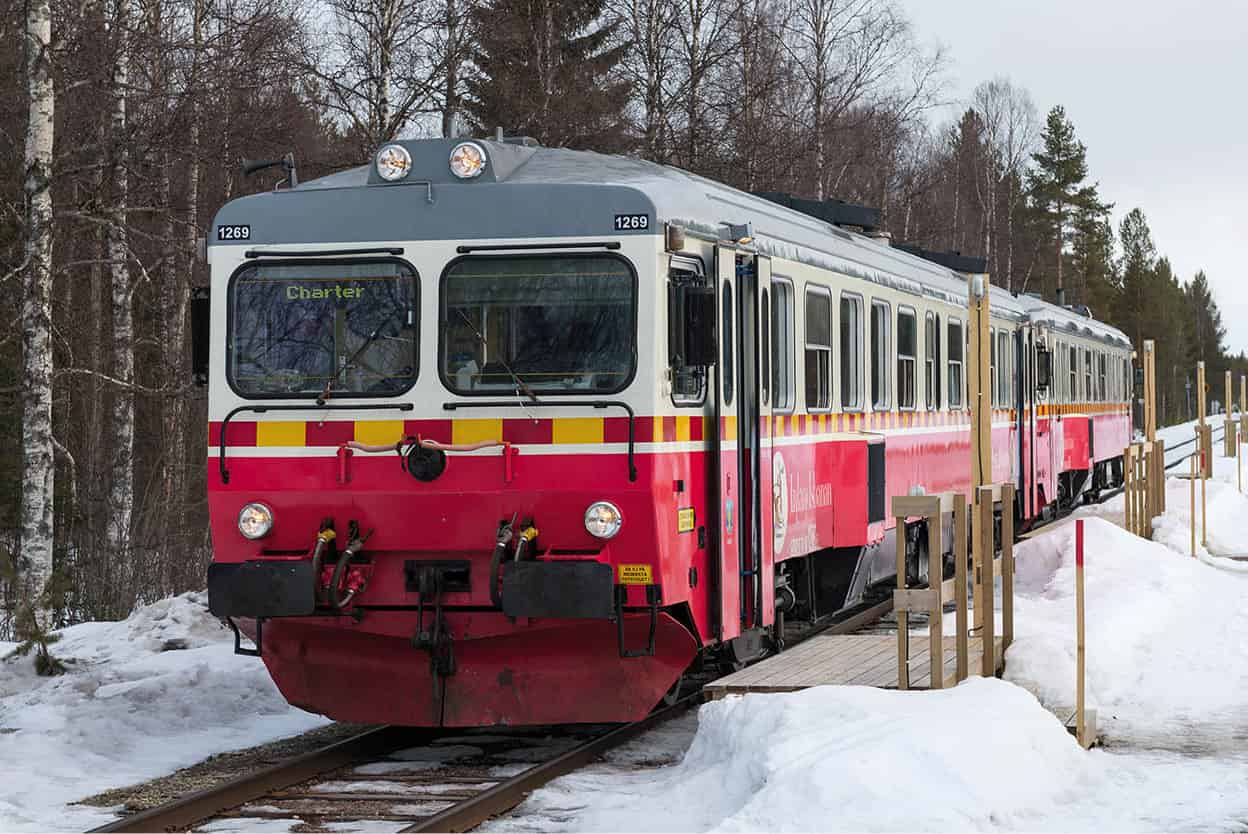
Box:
<box><xmin>703</xmin><ymin>633</ymin><xmax>1006</xmax><ymax>698</ymax></box>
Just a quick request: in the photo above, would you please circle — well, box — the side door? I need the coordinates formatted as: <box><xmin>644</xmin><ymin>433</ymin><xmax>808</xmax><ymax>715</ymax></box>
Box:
<box><xmin>750</xmin><ymin>257</ymin><xmax>774</xmax><ymax>631</ymax></box>
<box><xmin>712</xmin><ymin>245</ymin><xmax>742</xmax><ymax>642</ymax></box>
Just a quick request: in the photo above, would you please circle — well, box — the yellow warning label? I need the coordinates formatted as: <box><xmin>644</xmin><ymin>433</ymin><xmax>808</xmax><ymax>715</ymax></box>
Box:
<box><xmin>677</xmin><ymin>507</ymin><xmax>696</xmax><ymax>533</ymax></box>
<box><xmin>618</xmin><ymin>564</ymin><xmax>653</xmax><ymax>585</ymax></box>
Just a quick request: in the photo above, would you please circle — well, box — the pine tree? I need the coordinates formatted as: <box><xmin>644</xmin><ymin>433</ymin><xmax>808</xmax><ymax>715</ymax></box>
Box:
<box><xmin>1114</xmin><ymin>208</ymin><xmax>1155</xmax><ymax>347</ymax></box>
<box><xmin>466</xmin><ymin>0</ymin><xmax>633</xmax><ymax>152</ymax></box>
<box><xmin>1027</xmin><ymin>106</ymin><xmax>1110</xmax><ymax>305</ymax></box>
<box><xmin>1186</xmin><ymin>271</ymin><xmax>1226</xmax><ymax>374</ymax></box>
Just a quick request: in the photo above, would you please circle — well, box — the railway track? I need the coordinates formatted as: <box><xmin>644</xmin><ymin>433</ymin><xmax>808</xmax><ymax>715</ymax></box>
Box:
<box><xmin>88</xmin><ymin>600</ymin><xmax>891</xmax><ymax>834</ymax></box>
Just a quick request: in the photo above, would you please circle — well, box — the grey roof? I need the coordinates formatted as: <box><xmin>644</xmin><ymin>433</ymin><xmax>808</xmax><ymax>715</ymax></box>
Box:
<box><xmin>211</xmin><ymin>138</ymin><xmax>1131</xmax><ymax>349</ymax></box>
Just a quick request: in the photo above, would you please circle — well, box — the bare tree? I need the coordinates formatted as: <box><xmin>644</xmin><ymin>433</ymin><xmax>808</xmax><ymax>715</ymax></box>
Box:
<box><xmin>671</xmin><ymin>0</ymin><xmax>738</xmax><ymax>169</ymax></box>
<box><xmin>18</xmin><ymin>0</ymin><xmax>58</xmax><ymax>667</ymax></box>
<box><xmin>972</xmin><ymin>77</ymin><xmax>1037</xmax><ymax>291</ymax></box>
<box><xmin>612</xmin><ymin>0</ymin><xmax>679</xmax><ymax>161</ymax></box>
<box><xmin>308</xmin><ymin>0</ymin><xmax>436</xmax><ymax>151</ymax></box>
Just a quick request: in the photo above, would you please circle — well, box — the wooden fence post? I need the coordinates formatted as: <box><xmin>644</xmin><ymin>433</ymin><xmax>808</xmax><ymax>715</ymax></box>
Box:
<box><xmin>1190</xmin><ymin>451</ymin><xmax>1197</xmax><ymax>558</ymax></box>
<box><xmin>895</xmin><ymin>508</ymin><xmax>909</xmax><ymax>690</ymax></box>
<box><xmin>1001</xmin><ymin>483</ymin><xmax>1015</xmax><ymax>652</ymax></box>
<box><xmin>1075</xmin><ymin>518</ymin><xmax>1094</xmax><ymax>749</ymax></box>
<box><xmin>1124</xmin><ymin>445</ymin><xmax>1136</xmax><ymax>535</ymax></box>
<box><xmin>978</xmin><ymin>485</ymin><xmax>996</xmax><ymax>678</ymax></box>
<box><xmin>954</xmin><ymin>493</ymin><xmax>969</xmax><ymax>683</ymax></box>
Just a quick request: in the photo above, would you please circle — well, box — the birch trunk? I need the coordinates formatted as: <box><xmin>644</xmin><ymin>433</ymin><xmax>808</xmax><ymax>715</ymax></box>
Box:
<box><xmin>106</xmin><ymin>0</ymin><xmax>135</xmax><ymax>562</ymax></box>
<box><xmin>20</xmin><ymin>0</ymin><xmax>57</xmax><ymax>643</ymax></box>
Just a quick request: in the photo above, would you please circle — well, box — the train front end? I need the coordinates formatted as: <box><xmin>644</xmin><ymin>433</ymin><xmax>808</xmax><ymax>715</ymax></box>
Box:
<box><xmin>203</xmin><ymin>139</ymin><xmax>701</xmax><ymax>727</ymax></box>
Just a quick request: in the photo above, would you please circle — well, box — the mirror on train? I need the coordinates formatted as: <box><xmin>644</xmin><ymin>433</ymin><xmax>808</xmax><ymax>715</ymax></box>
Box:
<box><xmin>682</xmin><ymin>285</ymin><xmax>717</xmax><ymax>367</ymax></box>
<box><xmin>1036</xmin><ymin>347</ymin><xmax>1052</xmax><ymax>392</ymax></box>
<box><xmin>191</xmin><ymin>286</ymin><xmax>211</xmax><ymax>386</ymax></box>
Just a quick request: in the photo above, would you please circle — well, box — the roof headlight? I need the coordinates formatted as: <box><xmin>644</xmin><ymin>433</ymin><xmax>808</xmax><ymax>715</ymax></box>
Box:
<box><xmin>449</xmin><ymin>141</ymin><xmax>487</xmax><ymax>179</ymax></box>
<box><xmin>376</xmin><ymin>144</ymin><xmax>412</xmax><ymax>181</ymax></box>
<box><xmin>584</xmin><ymin>501</ymin><xmax>623</xmax><ymax>540</ymax></box>
<box><xmin>238</xmin><ymin>502</ymin><xmax>274</xmax><ymax>540</ymax></box>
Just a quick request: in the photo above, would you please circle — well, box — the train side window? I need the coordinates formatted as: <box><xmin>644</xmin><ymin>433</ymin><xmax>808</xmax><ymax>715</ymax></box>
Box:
<box><xmin>989</xmin><ymin>327</ymin><xmax>997</xmax><ymax>407</ymax></box>
<box><xmin>722</xmin><ymin>281</ymin><xmax>733</xmax><ymax>406</ymax></box>
<box><xmin>804</xmin><ymin>285</ymin><xmax>832</xmax><ymax>412</ymax></box>
<box><xmin>897</xmin><ymin>306</ymin><xmax>917</xmax><ymax>410</ymax></box>
<box><xmin>1084</xmin><ymin>349</ymin><xmax>1092</xmax><ymax>403</ymax></box>
<box><xmin>840</xmin><ymin>293</ymin><xmax>864</xmax><ymax>410</ymax></box>
<box><xmin>1123</xmin><ymin>357</ymin><xmax>1130</xmax><ymax>402</ymax></box>
<box><xmin>947</xmin><ymin>318</ymin><xmax>963</xmax><ymax>409</ymax></box>
<box><xmin>1069</xmin><ymin>345</ymin><xmax>1078</xmax><ymax>402</ymax></box>
<box><xmin>667</xmin><ymin>256</ymin><xmax>707</xmax><ymax>406</ymax></box>
<box><xmin>925</xmin><ymin>312</ymin><xmax>941</xmax><ymax>410</ymax></box>
<box><xmin>997</xmin><ymin>329</ymin><xmax>1010</xmax><ymax>408</ymax></box>
<box><xmin>1098</xmin><ymin>353</ymin><xmax>1107</xmax><ymax>401</ymax></box>
<box><xmin>772</xmin><ymin>279</ymin><xmax>795</xmax><ymax>412</ymax></box>
<box><xmin>870</xmin><ymin>299</ymin><xmax>891</xmax><ymax>410</ymax></box>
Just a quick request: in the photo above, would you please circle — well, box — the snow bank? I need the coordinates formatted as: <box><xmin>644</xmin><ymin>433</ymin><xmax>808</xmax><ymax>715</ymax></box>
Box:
<box><xmin>0</xmin><ymin>592</ymin><xmax>328</xmax><ymax>832</ymax></box>
<box><xmin>1006</xmin><ymin>516</ymin><xmax>1248</xmax><ymax>748</ymax></box>
<box><xmin>486</xmin><ymin>677</ymin><xmax>1248</xmax><ymax>832</ymax></box>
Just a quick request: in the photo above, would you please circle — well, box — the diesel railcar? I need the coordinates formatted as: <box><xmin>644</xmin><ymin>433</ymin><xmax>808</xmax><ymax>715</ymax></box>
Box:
<box><xmin>202</xmin><ymin>137</ymin><xmax>1132</xmax><ymax>726</ymax></box>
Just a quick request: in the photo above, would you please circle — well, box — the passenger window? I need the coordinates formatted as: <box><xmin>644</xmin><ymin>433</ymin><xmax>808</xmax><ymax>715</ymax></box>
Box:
<box><xmin>722</xmin><ymin>281</ymin><xmax>733</xmax><ymax>406</ymax></box>
<box><xmin>840</xmin><ymin>293</ymin><xmax>864</xmax><ymax>410</ymax></box>
<box><xmin>761</xmin><ymin>289</ymin><xmax>770</xmax><ymax>407</ymax></box>
<box><xmin>772</xmin><ymin>280</ymin><xmax>795</xmax><ymax>411</ymax></box>
<box><xmin>870</xmin><ymin>299</ymin><xmax>891</xmax><ymax>410</ymax></box>
<box><xmin>925</xmin><ymin>312</ymin><xmax>940</xmax><ymax>410</ymax></box>
<box><xmin>947</xmin><ymin>319</ymin><xmax>963</xmax><ymax>409</ymax></box>
<box><xmin>989</xmin><ymin>327</ymin><xmax>997</xmax><ymax>407</ymax></box>
<box><xmin>1084</xmin><ymin>349</ymin><xmax>1092</xmax><ymax>403</ymax></box>
<box><xmin>667</xmin><ymin>257</ymin><xmax>707</xmax><ymax>405</ymax></box>
<box><xmin>804</xmin><ymin>286</ymin><xmax>832</xmax><ymax>411</ymax></box>
<box><xmin>1098</xmin><ymin>353</ymin><xmax>1107</xmax><ymax>401</ymax></box>
<box><xmin>897</xmin><ymin>307</ymin><xmax>917</xmax><ymax>410</ymax></box>
<box><xmin>1069</xmin><ymin>345</ymin><xmax>1078</xmax><ymax>401</ymax></box>
<box><xmin>997</xmin><ymin>330</ymin><xmax>1010</xmax><ymax>408</ymax></box>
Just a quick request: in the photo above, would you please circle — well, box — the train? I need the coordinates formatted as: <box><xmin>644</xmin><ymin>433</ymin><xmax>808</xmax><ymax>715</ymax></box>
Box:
<box><xmin>200</xmin><ymin>137</ymin><xmax>1133</xmax><ymax>727</ymax></box>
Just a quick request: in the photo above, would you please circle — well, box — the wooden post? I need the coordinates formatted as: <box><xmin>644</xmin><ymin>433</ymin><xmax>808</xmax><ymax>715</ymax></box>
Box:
<box><xmin>968</xmin><ymin>275</ymin><xmax>991</xmax><ymax>632</ymax></box>
<box><xmin>1198</xmin><ymin>360</ymin><xmax>1207</xmax><ymax>427</ymax></box>
<box><xmin>1001</xmin><ymin>483</ymin><xmax>1015</xmax><ymax>652</ymax></box>
<box><xmin>1075</xmin><ymin>519</ymin><xmax>1091</xmax><ymax>749</ymax></box>
<box><xmin>978</xmin><ymin>485</ymin><xmax>996</xmax><ymax>678</ymax></box>
<box><xmin>1190</xmin><ymin>451</ymin><xmax>1197</xmax><ymax>558</ymax></box>
<box><xmin>927</xmin><ymin>510</ymin><xmax>943</xmax><ymax>689</ymax></box>
<box><xmin>895</xmin><ymin>512</ymin><xmax>909</xmax><ymax>690</ymax></box>
<box><xmin>954</xmin><ymin>493</ymin><xmax>969</xmax><ymax>683</ymax></box>
<box><xmin>1201</xmin><ymin>429</ymin><xmax>1208</xmax><ymax>548</ymax></box>
<box><xmin>1124</xmin><ymin>445</ymin><xmax>1135</xmax><ymax>535</ymax></box>
<box><xmin>1225</xmin><ymin>370</ymin><xmax>1236</xmax><ymax>458</ymax></box>
<box><xmin>1143</xmin><ymin>340</ymin><xmax>1157</xmax><ymax>443</ymax></box>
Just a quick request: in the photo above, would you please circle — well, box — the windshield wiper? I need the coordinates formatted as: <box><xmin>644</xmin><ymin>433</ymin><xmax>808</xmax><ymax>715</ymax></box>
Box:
<box><xmin>317</xmin><ymin>316</ymin><xmax>399</xmax><ymax>406</ymax></box>
<box><xmin>455</xmin><ymin>308</ymin><xmax>541</xmax><ymax>403</ymax></box>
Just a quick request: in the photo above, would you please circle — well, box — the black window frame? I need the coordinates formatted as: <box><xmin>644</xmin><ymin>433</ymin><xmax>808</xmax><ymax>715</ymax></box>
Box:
<box><xmin>947</xmin><ymin>317</ymin><xmax>963</xmax><ymax>409</ymax></box>
<box><xmin>437</xmin><ymin>251</ymin><xmax>639</xmax><ymax>398</ymax></box>
<box><xmin>667</xmin><ymin>253</ymin><xmax>709</xmax><ymax>408</ymax></box>
<box><xmin>224</xmin><ymin>256</ymin><xmax>421</xmax><ymax>402</ymax></box>
<box><xmin>804</xmin><ymin>284</ymin><xmax>833</xmax><ymax>413</ymax></box>
<box><xmin>870</xmin><ymin>298</ymin><xmax>891</xmax><ymax>411</ymax></box>
<box><xmin>925</xmin><ymin>310</ymin><xmax>941</xmax><ymax>410</ymax></box>
<box><xmin>771</xmin><ymin>277</ymin><xmax>796</xmax><ymax>413</ymax></box>
<box><xmin>840</xmin><ymin>291</ymin><xmax>865</xmax><ymax>412</ymax></box>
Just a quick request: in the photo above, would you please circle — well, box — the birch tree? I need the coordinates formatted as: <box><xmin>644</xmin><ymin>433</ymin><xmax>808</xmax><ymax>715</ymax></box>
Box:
<box><xmin>105</xmin><ymin>0</ymin><xmax>136</xmax><ymax>564</ymax></box>
<box><xmin>18</xmin><ymin>0</ymin><xmax>58</xmax><ymax>669</ymax></box>
<box><xmin>972</xmin><ymin>77</ymin><xmax>1037</xmax><ymax>292</ymax></box>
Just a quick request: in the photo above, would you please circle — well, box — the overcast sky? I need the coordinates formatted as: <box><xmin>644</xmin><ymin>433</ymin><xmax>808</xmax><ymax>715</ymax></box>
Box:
<box><xmin>898</xmin><ymin>0</ymin><xmax>1248</xmax><ymax>355</ymax></box>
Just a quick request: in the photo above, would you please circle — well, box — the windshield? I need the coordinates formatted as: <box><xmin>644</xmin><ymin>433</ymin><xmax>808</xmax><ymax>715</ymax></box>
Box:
<box><xmin>441</xmin><ymin>254</ymin><xmax>635</xmax><ymax>395</ymax></box>
<box><xmin>228</xmin><ymin>260</ymin><xmax>418</xmax><ymax>398</ymax></box>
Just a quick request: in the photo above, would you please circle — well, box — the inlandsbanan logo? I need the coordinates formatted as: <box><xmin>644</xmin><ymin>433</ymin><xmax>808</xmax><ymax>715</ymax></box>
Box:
<box><xmin>773</xmin><ymin>452</ymin><xmax>789</xmax><ymax>554</ymax></box>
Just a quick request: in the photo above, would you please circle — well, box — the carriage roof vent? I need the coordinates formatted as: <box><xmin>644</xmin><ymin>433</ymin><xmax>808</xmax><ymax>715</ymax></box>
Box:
<box><xmin>752</xmin><ymin>192</ymin><xmax>881</xmax><ymax>234</ymax></box>
<box><xmin>892</xmin><ymin>244</ymin><xmax>987</xmax><ymax>275</ymax></box>
<box><xmin>1066</xmin><ymin>304</ymin><xmax>1094</xmax><ymax>318</ymax></box>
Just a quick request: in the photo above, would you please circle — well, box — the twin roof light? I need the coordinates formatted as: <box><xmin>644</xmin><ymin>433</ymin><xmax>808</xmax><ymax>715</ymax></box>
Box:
<box><xmin>374</xmin><ymin>141</ymin><xmax>488</xmax><ymax>182</ymax></box>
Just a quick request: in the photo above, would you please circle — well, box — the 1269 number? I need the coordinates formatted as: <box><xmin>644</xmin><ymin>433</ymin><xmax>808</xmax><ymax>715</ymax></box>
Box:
<box><xmin>613</xmin><ymin>214</ymin><xmax>649</xmax><ymax>231</ymax></box>
<box><xmin>217</xmin><ymin>224</ymin><xmax>251</xmax><ymax>241</ymax></box>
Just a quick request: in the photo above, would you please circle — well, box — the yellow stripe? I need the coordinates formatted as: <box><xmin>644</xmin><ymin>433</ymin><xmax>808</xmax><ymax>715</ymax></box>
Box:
<box><xmin>675</xmin><ymin>415</ymin><xmax>691</xmax><ymax>442</ymax></box>
<box><xmin>354</xmin><ymin>420</ymin><xmax>404</xmax><ymax>446</ymax></box>
<box><xmin>775</xmin><ymin>415</ymin><xmax>785</xmax><ymax>436</ymax></box>
<box><xmin>724</xmin><ymin>415</ymin><xmax>737</xmax><ymax>440</ymax></box>
<box><xmin>552</xmin><ymin>417</ymin><xmax>604</xmax><ymax>444</ymax></box>
<box><xmin>653</xmin><ymin>415</ymin><xmax>664</xmax><ymax>443</ymax></box>
<box><xmin>453</xmin><ymin>418</ymin><xmax>503</xmax><ymax>445</ymax></box>
<box><xmin>255</xmin><ymin>421</ymin><xmax>305</xmax><ymax>447</ymax></box>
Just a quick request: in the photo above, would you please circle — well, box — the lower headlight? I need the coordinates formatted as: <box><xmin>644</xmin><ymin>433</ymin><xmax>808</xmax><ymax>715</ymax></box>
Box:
<box><xmin>584</xmin><ymin>501</ymin><xmax>623</xmax><ymax>540</ymax></box>
<box><xmin>238</xmin><ymin>502</ymin><xmax>274</xmax><ymax>540</ymax></box>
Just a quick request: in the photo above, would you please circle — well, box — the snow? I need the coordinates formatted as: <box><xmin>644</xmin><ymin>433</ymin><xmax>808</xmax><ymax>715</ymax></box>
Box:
<box><xmin>487</xmin><ymin>430</ymin><xmax>1248</xmax><ymax>832</ymax></box>
<box><xmin>0</xmin><ymin>592</ymin><xmax>329</xmax><ymax>832</ymax></box>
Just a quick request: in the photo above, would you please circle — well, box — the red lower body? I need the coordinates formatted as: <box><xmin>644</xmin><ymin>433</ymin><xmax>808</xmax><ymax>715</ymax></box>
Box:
<box><xmin>257</xmin><ymin>611</ymin><xmax>698</xmax><ymax>726</ymax></box>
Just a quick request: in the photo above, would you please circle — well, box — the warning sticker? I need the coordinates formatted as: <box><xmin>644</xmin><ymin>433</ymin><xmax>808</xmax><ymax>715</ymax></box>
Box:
<box><xmin>618</xmin><ymin>564</ymin><xmax>653</xmax><ymax>585</ymax></box>
<box><xmin>677</xmin><ymin>507</ymin><xmax>696</xmax><ymax>533</ymax></box>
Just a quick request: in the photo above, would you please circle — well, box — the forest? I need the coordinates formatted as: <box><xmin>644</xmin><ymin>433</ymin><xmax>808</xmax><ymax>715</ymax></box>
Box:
<box><xmin>1</xmin><ymin>0</ymin><xmax>1238</xmax><ymax>649</ymax></box>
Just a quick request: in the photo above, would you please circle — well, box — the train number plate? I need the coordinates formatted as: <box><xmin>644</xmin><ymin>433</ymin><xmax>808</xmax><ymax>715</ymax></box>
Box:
<box><xmin>217</xmin><ymin>224</ymin><xmax>251</xmax><ymax>241</ymax></box>
<box><xmin>618</xmin><ymin>564</ymin><xmax>653</xmax><ymax>585</ymax></box>
<box><xmin>613</xmin><ymin>213</ymin><xmax>649</xmax><ymax>231</ymax></box>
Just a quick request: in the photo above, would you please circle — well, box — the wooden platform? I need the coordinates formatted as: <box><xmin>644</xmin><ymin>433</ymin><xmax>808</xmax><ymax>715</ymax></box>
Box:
<box><xmin>703</xmin><ymin>633</ymin><xmax>1006</xmax><ymax>698</ymax></box>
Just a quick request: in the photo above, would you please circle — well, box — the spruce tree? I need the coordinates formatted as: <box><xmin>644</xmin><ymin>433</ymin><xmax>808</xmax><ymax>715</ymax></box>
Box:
<box><xmin>466</xmin><ymin>0</ymin><xmax>633</xmax><ymax>152</ymax></box>
<box><xmin>1186</xmin><ymin>271</ymin><xmax>1226</xmax><ymax>372</ymax></box>
<box><xmin>1028</xmin><ymin>106</ymin><xmax>1110</xmax><ymax>305</ymax></box>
